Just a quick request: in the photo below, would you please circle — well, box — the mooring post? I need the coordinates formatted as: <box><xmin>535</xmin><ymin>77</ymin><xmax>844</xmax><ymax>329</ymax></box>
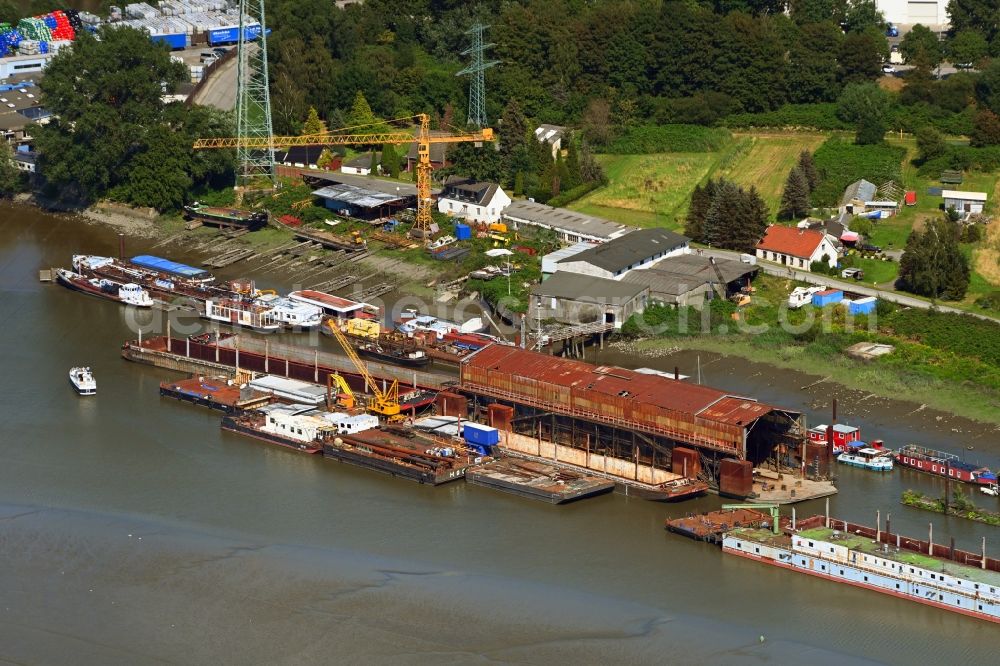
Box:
<box><xmin>876</xmin><ymin>510</ymin><xmax>881</xmax><ymax>543</ymax></box>
<box><xmin>314</xmin><ymin>350</ymin><xmax>319</xmax><ymax>383</ymax></box>
<box><xmin>825</xmin><ymin>497</ymin><xmax>830</xmax><ymax>528</ymax></box>
<box><xmin>929</xmin><ymin>522</ymin><xmax>934</xmax><ymax>556</ymax></box>
<box><xmin>166</xmin><ymin>319</ymin><xmax>171</xmax><ymax>352</ymax></box>
<box><xmin>265</xmin><ymin>340</ymin><xmax>269</xmax><ymax>373</ymax></box>
<box><xmin>186</xmin><ymin>336</ymin><xmax>190</xmax><ymax>358</ymax></box>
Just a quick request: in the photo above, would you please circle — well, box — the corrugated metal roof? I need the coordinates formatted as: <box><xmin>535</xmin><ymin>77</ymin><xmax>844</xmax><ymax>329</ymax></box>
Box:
<box><xmin>465</xmin><ymin>346</ymin><xmax>787</xmax><ymax>421</ymax></box>
<box><xmin>312</xmin><ymin>183</ymin><xmax>405</xmax><ymax>209</ymax></box>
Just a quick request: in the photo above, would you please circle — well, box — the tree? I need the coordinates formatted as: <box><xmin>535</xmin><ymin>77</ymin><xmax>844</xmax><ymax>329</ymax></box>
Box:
<box><xmin>381</xmin><ymin>143</ymin><xmax>401</xmax><ymax>178</ymax></box>
<box><xmin>789</xmin><ymin>0</ymin><xmax>846</xmax><ymax>25</ymax></box>
<box><xmin>971</xmin><ymin>109</ymin><xmax>1000</xmax><ymax>147</ymax></box>
<box><xmin>838</xmin><ymin>30</ymin><xmax>884</xmax><ymax>84</ymax></box>
<box><xmin>900</xmin><ymin>24</ymin><xmax>943</xmax><ymax>69</ymax></box>
<box><xmin>0</xmin><ymin>141</ymin><xmax>23</xmax><ymax>196</ymax></box>
<box><xmin>836</xmin><ymin>82</ymin><xmax>889</xmax><ymax>144</ymax></box>
<box><xmin>855</xmin><ymin>114</ymin><xmax>887</xmax><ymax>144</ymax></box>
<box><xmin>32</xmin><ymin>27</ymin><xmax>221</xmax><ymax>210</ymax></box>
<box><xmin>346</xmin><ymin>91</ymin><xmax>389</xmax><ymax>133</ymax></box>
<box><xmin>947</xmin><ymin>0</ymin><xmax>1000</xmax><ymax>44</ymax></box>
<box><xmin>701</xmin><ymin>179</ymin><xmax>769</xmax><ymax>252</ymax></box>
<box><xmin>786</xmin><ymin>21</ymin><xmax>844</xmax><ymax>104</ymax></box>
<box><xmin>897</xmin><ymin>217</ymin><xmax>970</xmax><ymax>300</ymax></box>
<box><xmin>499</xmin><ymin>99</ymin><xmax>530</xmax><ymax>167</ymax></box>
<box><xmin>915</xmin><ymin>126</ymin><xmax>948</xmax><ymax>162</ymax></box>
<box><xmin>948</xmin><ymin>30</ymin><xmax>989</xmax><ymax>66</ymax></box>
<box><xmin>975</xmin><ymin>60</ymin><xmax>1000</xmax><ymax>114</ymax></box>
<box><xmin>779</xmin><ymin>166</ymin><xmax>811</xmax><ymax>219</ymax></box>
<box><xmin>798</xmin><ymin>150</ymin><xmax>819</xmax><ymax>191</ymax></box>
<box><xmin>301</xmin><ymin>106</ymin><xmax>327</xmax><ymax>136</ymax></box>
<box><xmin>685</xmin><ymin>181</ymin><xmax>713</xmax><ymax>242</ymax></box>
<box><xmin>843</xmin><ymin>0</ymin><xmax>885</xmax><ymax>34</ymax></box>
<box><xmin>581</xmin><ymin>98</ymin><xmax>613</xmax><ymax>146</ymax></box>
<box><xmin>0</xmin><ymin>0</ymin><xmax>18</xmax><ymax>24</ymax></box>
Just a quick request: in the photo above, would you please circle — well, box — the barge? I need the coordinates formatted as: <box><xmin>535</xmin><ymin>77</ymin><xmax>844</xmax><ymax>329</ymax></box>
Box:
<box><xmin>55</xmin><ymin>268</ymin><xmax>154</xmax><ymax>307</ymax></box>
<box><xmin>355</xmin><ymin>339</ymin><xmax>431</xmax><ymax>368</ymax></box>
<box><xmin>159</xmin><ymin>376</ymin><xmax>272</xmax><ymax>413</ymax></box>
<box><xmin>723</xmin><ymin>521</ymin><xmax>1000</xmax><ymax>624</ymax></box>
<box><xmin>183</xmin><ymin>202</ymin><xmax>268</xmax><ymax>231</ymax></box>
<box><xmin>323</xmin><ymin>427</ymin><xmax>480</xmax><ymax>485</ymax></box>
<box><xmin>666</xmin><ymin>507</ymin><xmax>771</xmax><ymax>543</ymax></box>
<box><xmin>467</xmin><ymin>458</ymin><xmax>614</xmax><ymax>504</ymax></box>
<box><xmin>895</xmin><ymin>444</ymin><xmax>997</xmax><ymax>485</ymax></box>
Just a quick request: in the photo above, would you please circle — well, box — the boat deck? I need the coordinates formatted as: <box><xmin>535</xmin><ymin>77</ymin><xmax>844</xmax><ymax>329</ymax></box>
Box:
<box><xmin>467</xmin><ymin>458</ymin><xmax>615</xmax><ymax>504</ymax></box>
<box><xmin>666</xmin><ymin>508</ymin><xmax>770</xmax><ymax>543</ymax></box>
<box><xmin>328</xmin><ymin>427</ymin><xmax>480</xmax><ymax>485</ymax></box>
<box><xmin>159</xmin><ymin>376</ymin><xmax>272</xmax><ymax>413</ymax></box>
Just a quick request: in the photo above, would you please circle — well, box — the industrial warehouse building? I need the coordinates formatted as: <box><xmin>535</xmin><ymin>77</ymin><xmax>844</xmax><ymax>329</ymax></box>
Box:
<box><xmin>311</xmin><ymin>177</ymin><xmax>415</xmax><ymax>221</ymax></box>
<box><xmin>529</xmin><ymin>272</ymin><xmax>649</xmax><ymax>329</ymax></box>
<box><xmin>504</xmin><ymin>199</ymin><xmax>633</xmax><ymax>243</ymax></box>
<box><xmin>876</xmin><ymin>1</ymin><xmax>949</xmax><ymax>27</ymax></box>
<box><xmin>553</xmin><ymin>227</ymin><xmax>689</xmax><ymax>280</ymax></box>
<box><xmin>621</xmin><ymin>254</ymin><xmax>757</xmax><ymax>307</ymax></box>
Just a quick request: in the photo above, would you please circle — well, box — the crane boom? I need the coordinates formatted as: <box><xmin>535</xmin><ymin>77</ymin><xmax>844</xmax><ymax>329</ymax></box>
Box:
<box><xmin>193</xmin><ymin>113</ymin><xmax>493</xmax><ymax>242</ymax></box>
<box><xmin>324</xmin><ymin>319</ymin><xmax>400</xmax><ymax>417</ymax></box>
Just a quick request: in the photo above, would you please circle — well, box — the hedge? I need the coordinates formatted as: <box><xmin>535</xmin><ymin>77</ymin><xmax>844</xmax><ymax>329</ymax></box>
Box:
<box><xmin>723</xmin><ymin>103</ymin><xmax>850</xmax><ymax>131</ymax></box>
<box><xmin>546</xmin><ymin>180</ymin><xmax>602</xmax><ymax>208</ymax></box>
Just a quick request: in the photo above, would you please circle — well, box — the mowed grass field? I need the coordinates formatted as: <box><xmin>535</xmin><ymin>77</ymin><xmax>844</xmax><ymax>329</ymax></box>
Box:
<box><xmin>569</xmin><ymin>132</ymin><xmax>828</xmax><ymax>230</ymax></box>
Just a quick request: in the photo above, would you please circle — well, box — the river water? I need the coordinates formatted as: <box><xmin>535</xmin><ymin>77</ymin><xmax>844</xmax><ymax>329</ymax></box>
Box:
<box><xmin>1</xmin><ymin>203</ymin><xmax>998</xmax><ymax>664</ymax></box>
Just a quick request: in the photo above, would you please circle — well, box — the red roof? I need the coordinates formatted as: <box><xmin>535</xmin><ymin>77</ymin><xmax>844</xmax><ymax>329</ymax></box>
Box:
<box><xmin>289</xmin><ymin>290</ymin><xmax>363</xmax><ymax>311</ymax></box>
<box><xmin>463</xmin><ymin>345</ymin><xmax>784</xmax><ymax>425</ymax></box>
<box><xmin>756</xmin><ymin>225</ymin><xmax>825</xmax><ymax>259</ymax></box>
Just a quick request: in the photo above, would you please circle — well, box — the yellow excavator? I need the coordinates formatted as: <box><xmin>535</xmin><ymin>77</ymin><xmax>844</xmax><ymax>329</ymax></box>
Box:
<box><xmin>324</xmin><ymin>317</ymin><xmax>401</xmax><ymax>417</ymax></box>
<box><xmin>326</xmin><ymin>372</ymin><xmax>356</xmax><ymax>411</ymax></box>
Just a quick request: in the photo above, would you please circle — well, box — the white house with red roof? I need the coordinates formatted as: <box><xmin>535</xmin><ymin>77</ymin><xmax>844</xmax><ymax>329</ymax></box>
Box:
<box><xmin>755</xmin><ymin>225</ymin><xmax>840</xmax><ymax>272</ymax></box>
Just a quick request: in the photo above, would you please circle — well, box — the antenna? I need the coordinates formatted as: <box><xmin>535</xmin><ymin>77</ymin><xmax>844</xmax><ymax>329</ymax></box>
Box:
<box><xmin>456</xmin><ymin>22</ymin><xmax>499</xmax><ymax>128</ymax></box>
<box><xmin>235</xmin><ymin>0</ymin><xmax>276</xmax><ymax>191</ymax></box>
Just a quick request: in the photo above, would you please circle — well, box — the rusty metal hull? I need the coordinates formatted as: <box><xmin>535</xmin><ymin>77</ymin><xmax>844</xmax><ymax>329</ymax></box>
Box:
<box><xmin>467</xmin><ymin>459</ymin><xmax>614</xmax><ymax>504</ymax></box>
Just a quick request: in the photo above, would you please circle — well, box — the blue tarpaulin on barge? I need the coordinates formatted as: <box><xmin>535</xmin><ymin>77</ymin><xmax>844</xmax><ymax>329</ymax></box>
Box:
<box><xmin>130</xmin><ymin>255</ymin><xmax>211</xmax><ymax>280</ymax></box>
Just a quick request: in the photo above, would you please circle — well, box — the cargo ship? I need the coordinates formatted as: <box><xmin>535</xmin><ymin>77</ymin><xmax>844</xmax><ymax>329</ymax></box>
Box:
<box><xmin>323</xmin><ymin>426</ymin><xmax>480</xmax><ymax>485</ymax></box>
<box><xmin>722</xmin><ymin>518</ymin><xmax>1000</xmax><ymax>624</ymax></box>
<box><xmin>55</xmin><ymin>268</ymin><xmax>155</xmax><ymax>307</ymax></box>
<box><xmin>895</xmin><ymin>444</ymin><xmax>997</xmax><ymax>485</ymax></box>
<box><xmin>183</xmin><ymin>202</ymin><xmax>268</xmax><ymax>231</ymax></box>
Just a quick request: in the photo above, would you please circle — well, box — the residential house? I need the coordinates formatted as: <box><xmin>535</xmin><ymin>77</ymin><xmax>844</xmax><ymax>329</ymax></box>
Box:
<box><xmin>942</xmin><ymin>190</ymin><xmax>987</xmax><ymax>215</ymax></box>
<box><xmin>534</xmin><ymin>124</ymin><xmax>567</xmax><ymax>160</ymax></box>
<box><xmin>755</xmin><ymin>225</ymin><xmax>840</xmax><ymax>271</ymax></box>
<box><xmin>436</xmin><ymin>177</ymin><xmax>511</xmax><ymax>224</ymax></box>
<box><xmin>553</xmin><ymin>227</ymin><xmax>690</xmax><ymax>280</ymax></box>
<box><xmin>340</xmin><ymin>152</ymin><xmax>381</xmax><ymax>176</ymax></box>
<box><xmin>504</xmin><ymin>199</ymin><xmax>634</xmax><ymax>244</ymax></box>
<box><xmin>530</xmin><ymin>272</ymin><xmax>649</xmax><ymax>329</ymax></box>
<box><xmin>839</xmin><ymin>179</ymin><xmax>877</xmax><ymax>215</ymax></box>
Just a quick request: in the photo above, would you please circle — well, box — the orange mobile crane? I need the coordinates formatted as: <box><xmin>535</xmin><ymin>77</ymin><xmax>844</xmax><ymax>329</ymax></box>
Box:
<box><xmin>193</xmin><ymin>114</ymin><xmax>494</xmax><ymax>241</ymax></box>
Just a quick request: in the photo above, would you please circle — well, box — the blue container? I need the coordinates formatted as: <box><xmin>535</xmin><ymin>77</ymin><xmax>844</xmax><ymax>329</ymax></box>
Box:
<box><xmin>463</xmin><ymin>422</ymin><xmax>500</xmax><ymax>447</ymax></box>
<box><xmin>38</xmin><ymin>41</ymin><xmax>47</xmax><ymax>54</ymax></box>
<box><xmin>811</xmin><ymin>290</ymin><xmax>843</xmax><ymax>307</ymax></box>
<box><xmin>848</xmin><ymin>297</ymin><xmax>877</xmax><ymax>315</ymax></box>
<box><xmin>151</xmin><ymin>33</ymin><xmax>188</xmax><ymax>50</ymax></box>
<box><xmin>207</xmin><ymin>24</ymin><xmax>261</xmax><ymax>46</ymax></box>
<box><xmin>454</xmin><ymin>223</ymin><xmax>471</xmax><ymax>240</ymax></box>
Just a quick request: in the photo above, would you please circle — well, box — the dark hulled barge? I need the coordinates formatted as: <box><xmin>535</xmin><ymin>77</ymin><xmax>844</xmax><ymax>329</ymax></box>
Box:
<box><xmin>323</xmin><ymin>427</ymin><xmax>481</xmax><ymax>485</ymax></box>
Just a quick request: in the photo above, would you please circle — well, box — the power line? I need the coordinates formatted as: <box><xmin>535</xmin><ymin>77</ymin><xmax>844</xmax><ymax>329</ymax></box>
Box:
<box><xmin>235</xmin><ymin>0</ymin><xmax>275</xmax><ymax>190</ymax></box>
<box><xmin>456</xmin><ymin>22</ymin><xmax>499</xmax><ymax>128</ymax></box>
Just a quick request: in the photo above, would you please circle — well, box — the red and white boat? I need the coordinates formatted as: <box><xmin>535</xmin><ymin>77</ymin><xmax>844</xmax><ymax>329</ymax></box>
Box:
<box><xmin>55</xmin><ymin>268</ymin><xmax>154</xmax><ymax>307</ymax></box>
<box><xmin>895</xmin><ymin>444</ymin><xmax>997</xmax><ymax>485</ymax></box>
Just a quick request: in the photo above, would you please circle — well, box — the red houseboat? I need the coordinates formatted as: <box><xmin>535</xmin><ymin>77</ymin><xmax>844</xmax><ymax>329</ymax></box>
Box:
<box><xmin>895</xmin><ymin>444</ymin><xmax>997</xmax><ymax>485</ymax></box>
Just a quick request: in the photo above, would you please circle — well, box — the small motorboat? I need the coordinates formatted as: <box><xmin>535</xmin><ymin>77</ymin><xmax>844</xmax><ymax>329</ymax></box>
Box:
<box><xmin>69</xmin><ymin>367</ymin><xmax>96</xmax><ymax>395</ymax></box>
<box><xmin>981</xmin><ymin>484</ymin><xmax>999</xmax><ymax>497</ymax></box>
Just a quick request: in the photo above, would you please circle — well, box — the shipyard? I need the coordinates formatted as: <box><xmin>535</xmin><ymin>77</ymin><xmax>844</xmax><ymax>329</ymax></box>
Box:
<box><xmin>4</xmin><ymin>0</ymin><xmax>1000</xmax><ymax>661</ymax></box>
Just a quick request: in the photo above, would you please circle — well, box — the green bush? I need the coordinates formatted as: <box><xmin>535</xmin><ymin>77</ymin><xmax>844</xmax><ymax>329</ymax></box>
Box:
<box><xmin>723</xmin><ymin>104</ymin><xmax>850</xmax><ymax>130</ymax></box>
<box><xmin>602</xmin><ymin>124</ymin><xmax>731</xmax><ymax>154</ymax></box>
<box><xmin>547</xmin><ymin>180</ymin><xmax>602</xmax><ymax>207</ymax></box>
<box><xmin>811</xmin><ymin>137</ymin><xmax>905</xmax><ymax>206</ymax></box>
<box><xmin>884</xmin><ymin>308</ymin><xmax>1000</xmax><ymax>367</ymax></box>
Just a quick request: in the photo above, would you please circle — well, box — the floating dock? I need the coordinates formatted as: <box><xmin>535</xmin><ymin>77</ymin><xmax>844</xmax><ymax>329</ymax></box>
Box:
<box><xmin>467</xmin><ymin>458</ymin><xmax>615</xmax><ymax>504</ymax></box>
<box><xmin>159</xmin><ymin>376</ymin><xmax>271</xmax><ymax>413</ymax></box>
<box><xmin>665</xmin><ymin>508</ymin><xmax>771</xmax><ymax>544</ymax></box>
<box><xmin>324</xmin><ymin>427</ymin><xmax>481</xmax><ymax>485</ymax></box>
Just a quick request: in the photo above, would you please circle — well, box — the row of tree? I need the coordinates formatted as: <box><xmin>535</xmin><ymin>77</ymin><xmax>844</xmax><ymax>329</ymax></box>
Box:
<box><xmin>684</xmin><ymin>178</ymin><xmax>770</xmax><ymax>253</ymax></box>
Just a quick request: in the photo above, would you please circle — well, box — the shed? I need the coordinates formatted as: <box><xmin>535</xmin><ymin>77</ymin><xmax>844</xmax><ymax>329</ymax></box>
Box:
<box><xmin>941</xmin><ymin>190</ymin><xmax>987</xmax><ymax>214</ymax></box>
<box><xmin>904</xmin><ymin>191</ymin><xmax>916</xmax><ymax>206</ymax></box>
<box><xmin>847</xmin><ymin>297</ymin><xmax>877</xmax><ymax>315</ymax></box>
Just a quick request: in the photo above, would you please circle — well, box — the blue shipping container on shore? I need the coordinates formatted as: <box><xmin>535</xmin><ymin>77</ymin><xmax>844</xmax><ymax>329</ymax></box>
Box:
<box><xmin>151</xmin><ymin>33</ymin><xmax>188</xmax><ymax>50</ymax></box>
<box><xmin>454</xmin><ymin>223</ymin><xmax>471</xmax><ymax>240</ymax></box>
<box><xmin>811</xmin><ymin>289</ymin><xmax>843</xmax><ymax>307</ymax></box>
<box><xmin>463</xmin><ymin>422</ymin><xmax>500</xmax><ymax>447</ymax></box>
<box><xmin>848</xmin><ymin>297</ymin><xmax>877</xmax><ymax>315</ymax></box>
<box><xmin>208</xmin><ymin>24</ymin><xmax>262</xmax><ymax>46</ymax></box>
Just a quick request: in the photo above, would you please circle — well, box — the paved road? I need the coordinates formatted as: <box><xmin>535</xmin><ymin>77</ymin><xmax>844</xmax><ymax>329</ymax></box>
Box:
<box><xmin>700</xmin><ymin>248</ymin><xmax>998</xmax><ymax>323</ymax></box>
<box><xmin>191</xmin><ymin>50</ymin><xmax>242</xmax><ymax>111</ymax></box>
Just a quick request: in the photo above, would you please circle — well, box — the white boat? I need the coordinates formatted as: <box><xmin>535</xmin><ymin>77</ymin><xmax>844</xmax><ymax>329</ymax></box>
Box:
<box><xmin>69</xmin><ymin>366</ymin><xmax>96</xmax><ymax>395</ymax></box>
<box><xmin>55</xmin><ymin>268</ymin><xmax>154</xmax><ymax>307</ymax></box>
<box><xmin>254</xmin><ymin>294</ymin><xmax>323</xmax><ymax>329</ymax></box>
<box><xmin>838</xmin><ymin>447</ymin><xmax>894</xmax><ymax>472</ymax></box>
<box><xmin>204</xmin><ymin>297</ymin><xmax>281</xmax><ymax>333</ymax></box>
<box><xmin>981</xmin><ymin>484</ymin><xmax>999</xmax><ymax>497</ymax></box>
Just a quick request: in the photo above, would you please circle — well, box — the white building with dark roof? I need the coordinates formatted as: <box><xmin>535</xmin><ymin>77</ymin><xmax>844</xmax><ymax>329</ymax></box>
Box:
<box><xmin>554</xmin><ymin>227</ymin><xmax>689</xmax><ymax>280</ymax></box>
<box><xmin>437</xmin><ymin>177</ymin><xmax>511</xmax><ymax>224</ymax></box>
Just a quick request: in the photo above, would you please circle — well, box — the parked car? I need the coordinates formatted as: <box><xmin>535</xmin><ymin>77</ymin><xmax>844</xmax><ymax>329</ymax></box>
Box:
<box><xmin>886</xmin><ymin>24</ymin><xmax>899</xmax><ymax>37</ymax></box>
<box><xmin>841</xmin><ymin>267</ymin><xmax>865</xmax><ymax>280</ymax></box>
<box><xmin>857</xmin><ymin>243</ymin><xmax>882</xmax><ymax>253</ymax></box>
<box><xmin>212</xmin><ymin>47</ymin><xmax>229</xmax><ymax>56</ymax></box>
<box><xmin>881</xmin><ymin>64</ymin><xmax>895</xmax><ymax>74</ymax></box>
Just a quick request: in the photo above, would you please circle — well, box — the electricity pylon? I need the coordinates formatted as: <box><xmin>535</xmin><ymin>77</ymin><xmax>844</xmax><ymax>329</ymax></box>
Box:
<box><xmin>235</xmin><ymin>0</ymin><xmax>275</xmax><ymax>192</ymax></box>
<box><xmin>456</xmin><ymin>22</ymin><xmax>499</xmax><ymax>128</ymax></box>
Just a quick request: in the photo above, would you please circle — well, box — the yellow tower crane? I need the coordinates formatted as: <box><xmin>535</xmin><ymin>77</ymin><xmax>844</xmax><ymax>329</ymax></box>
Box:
<box><xmin>193</xmin><ymin>114</ymin><xmax>494</xmax><ymax>242</ymax></box>
<box><xmin>322</xmin><ymin>318</ymin><xmax>401</xmax><ymax>418</ymax></box>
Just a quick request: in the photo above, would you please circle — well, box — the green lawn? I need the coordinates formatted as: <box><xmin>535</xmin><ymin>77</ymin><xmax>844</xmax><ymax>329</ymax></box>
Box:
<box><xmin>853</xmin><ymin>255</ymin><xmax>899</xmax><ymax>284</ymax></box>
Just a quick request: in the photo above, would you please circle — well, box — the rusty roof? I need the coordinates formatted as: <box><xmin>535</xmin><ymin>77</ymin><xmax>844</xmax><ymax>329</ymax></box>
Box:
<box><xmin>464</xmin><ymin>346</ymin><xmax>791</xmax><ymax>422</ymax></box>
